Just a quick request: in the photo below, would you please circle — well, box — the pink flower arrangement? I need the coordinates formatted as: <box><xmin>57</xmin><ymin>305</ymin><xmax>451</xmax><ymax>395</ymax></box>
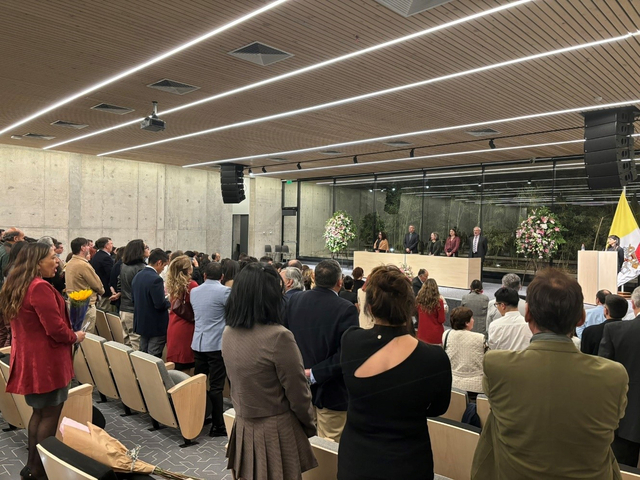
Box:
<box><xmin>324</xmin><ymin>211</ymin><xmax>357</xmax><ymax>253</ymax></box>
<box><xmin>515</xmin><ymin>207</ymin><xmax>565</xmax><ymax>260</ymax></box>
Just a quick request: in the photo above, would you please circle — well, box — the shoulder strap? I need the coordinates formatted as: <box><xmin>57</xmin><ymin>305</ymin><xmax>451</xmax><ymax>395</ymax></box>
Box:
<box><xmin>444</xmin><ymin>329</ymin><xmax>452</xmax><ymax>350</ymax></box>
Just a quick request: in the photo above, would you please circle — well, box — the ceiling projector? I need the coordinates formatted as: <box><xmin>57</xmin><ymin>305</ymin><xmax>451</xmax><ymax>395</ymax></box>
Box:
<box><xmin>141</xmin><ymin>101</ymin><xmax>165</xmax><ymax>132</ymax></box>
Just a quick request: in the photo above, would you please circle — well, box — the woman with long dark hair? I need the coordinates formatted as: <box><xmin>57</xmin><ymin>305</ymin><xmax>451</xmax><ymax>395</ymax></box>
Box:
<box><xmin>221</xmin><ymin>259</ymin><xmax>239</xmax><ymax>287</ymax></box>
<box><xmin>0</xmin><ymin>243</ymin><xmax>85</xmax><ymax>479</ymax></box>
<box><xmin>165</xmin><ymin>255</ymin><xmax>197</xmax><ymax>371</ymax></box>
<box><xmin>444</xmin><ymin>228</ymin><xmax>460</xmax><ymax>257</ymax></box>
<box><xmin>373</xmin><ymin>231</ymin><xmax>389</xmax><ymax>253</ymax></box>
<box><xmin>118</xmin><ymin>239</ymin><xmax>149</xmax><ymax>350</ymax></box>
<box><xmin>338</xmin><ymin>265</ymin><xmax>451</xmax><ymax>480</ymax></box>
<box><xmin>222</xmin><ymin>263</ymin><xmax>317</xmax><ymax>479</ymax></box>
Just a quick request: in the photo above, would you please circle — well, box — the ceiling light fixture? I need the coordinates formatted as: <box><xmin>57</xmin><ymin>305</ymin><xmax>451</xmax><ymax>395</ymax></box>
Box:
<box><xmin>184</xmin><ymin>97</ymin><xmax>640</xmax><ymax>167</ymax></box>
<box><xmin>297</xmin><ymin>162</ymin><xmax>302</xmax><ymax>170</ymax></box>
<box><xmin>99</xmin><ymin>31</ymin><xmax>639</xmax><ymax>159</ymax></box>
<box><xmin>248</xmin><ymin>168</ymin><xmax>253</xmax><ymax>175</ymax></box>
<box><xmin>1</xmin><ymin>0</ymin><xmax>289</xmax><ymax>137</ymax></box>
<box><xmin>410</xmin><ymin>148</ymin><xmax>415</xmax><ymax>158</ymax></box>
<box><xmin>262</xmin><ymin>167</ymin><xmax>267</xmax><ymax>174</ymax></box>
<box><xmin>489</xmin><ymin>139</ymin><xmax>496</xmax><ymax>149</ymax></box>
<box><xmin>353</xmin><ymin>156</ymin><xmax>358</xmax><ymax>164</ymax></box>
<box><xmin>45</xmin><ymin>0</ymin><xmax>534</xmax><ymax>151</ymax></box>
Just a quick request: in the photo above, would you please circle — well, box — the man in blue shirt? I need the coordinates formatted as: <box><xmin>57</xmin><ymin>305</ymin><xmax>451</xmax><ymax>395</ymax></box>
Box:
<box><xmin>577</xmin><ymin>289</ymin><xmax>610</xmax><ymax>339</ymax></box>
<box><xmin>191</xmin><ymin>261</ymin><xmax>230</xmax><ymax>437</ymax></box>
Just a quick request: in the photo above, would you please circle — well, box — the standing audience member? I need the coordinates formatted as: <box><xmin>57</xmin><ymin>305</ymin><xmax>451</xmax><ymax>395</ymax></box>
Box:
<box><xmin>357</xmin><ymin>280</ymin><xmax>373</xmax><ymax>329</ymax></box>
<box><xmin>0</xmin><ymin>229</ymin><xmax>26</xmax><ymax>290</ymax></box>
<box><xmin>286</xmin><ymin>259</ymin><xmax>359</xmax><ymax>442</ymax></box>
<box><xmin>581</xmin><ymin>294</ymin><xmax>627</xmax><ymax>356</ymax></box>
<box><xmin>416</xmin><ymin>279</ymin><xmax>446</xmax><ymax>345</ymax></box>
<box><xmin>351</xmin><ymin>267</ymin><xmax>365</xmax><ymax>293</ymax></box>
<box><xmin>444</xmin><ymin>228</ymin><xmax>460</xmax><ymax>257</ymax></box>
<box><xmin>599</xmin><ymin>286</ymin><xmax>640</xmax><ymax>467</ymax></box>
<box><xmin>65</xmin><ymin>237</ymin><xmax>104</xmax><ymax>333</ymax></box>
<box><xmin>90</xmin><ymin>237</ymin><xmax>115</xmax><ymax>312</ymax></box>
<box><xmin>577</xmin><ymin>289</ymin><xmax>611</xmax><ymax>338</ymax></box>
<box><xmin>427</xmin><ymin>232</ymin><xmax>442</xmax><ymax>256</ymax></box>
<box><xmin>280</xmin><ymin>266</ymin><xmax>304</xmax><ymax>300</ymax></box>
<box><xmin>472</xmin><ymin>268</ymin><xmax>628</xmax><ymax>480</ymax></box>
<box><xmin>165</xmin><ymin>256</ymin><xmax>197</xmax><ymax>372</ymax></box>
<box><xmin>487</xmin><ymin>287</ymin><xmax>532</xmax><ymax>351</ymax></box>
<box><xmin>339</xmin><ymin>276</ymin><xmax>358</xmax><ymax>306</ymax></box>
<box><xmin>221</xmin><ymin>259</ymin><xmax>239</xmax><ymax>287</ymax></box>
<box><xmin>288</xmin><ymin>259</ymin><xmax>304</xmax><ymax>270</ymax></box>
<box><xmin>54</xmin><ymin>240</ymin><xmax>65</xmax><ymax>268</ymax></box>
<box><xmin>191</xmin><ymin>261</ymin><xmax>231</xmax><ymax>437</ymax></box>
<box><xmin>131</xmin><ymin>248</ymin><xmax>170</xmax><ymax>357</ymax></box>
<box><xmin>412</xmin><ymin>269</ymin><xmax>428</xmax><ymax>297</ymax></box>
<box><xmin>36</xmin><ymin>236</ymin><xmax>65</xmax><ymax>294</ymax></box>
<box><xmin>108</xmin><ymin>246</ymin><xmax>125</xmax><ymax>312</ymax></box>
<box><xmin>442</xmin><ymin>307</ymin><xmax>485</xmax><ymax>399</ymax></box>
<box><xmin>0</xmin><ymin>241</ymin><xmax>28</xmax><ymax>347</ymax></box>
<box><xmin>0</xmin><ymin>243</ymin><xmax>85</xmax><ymax>480</ymax></box>
<box><xmin>461</xmin><ymin>279</ymin><xmax>489</xmax><ymax>334</ymax></box>
<box><xmin>118</xmin><ymin>239</ymin><xmax>149</xmax><ymax>350</ymax></box>
<box><xmin>339</xmin><ymin>265</ymin><xmax>451</xmax><ymax>480</ymax></box>
<box><xmin>486</xmin><ymin>273</ymin><xmax>527</xmax><ymax>327</ymax></box>
<box><xmin>302</xmin><ymin>268</ymin><xmax>315</xmax><ymax>291</ymax></box>
<box><xmin>223</xmin><ymin>263</ymin><xmax>317</xmax><ymax>479</ymax></box>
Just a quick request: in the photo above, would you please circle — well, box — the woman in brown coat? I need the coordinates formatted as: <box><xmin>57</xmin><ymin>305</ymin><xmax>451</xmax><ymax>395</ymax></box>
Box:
<box><xmin>222</xmin><ymin>262</ymin><xmax>317</xmax><ymax>480</ymax></box>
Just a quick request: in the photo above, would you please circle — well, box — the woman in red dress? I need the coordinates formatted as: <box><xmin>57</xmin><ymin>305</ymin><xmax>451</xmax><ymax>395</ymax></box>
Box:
<box><xmin>0</xmin><ymin>243</ymin><xmax>86</xmax><ymax>480</ymax></box>
<box><xmin>165</xmin><ymin>255</ymin><xmax>197</xmax><ymax>371</ymax></box>
<box><xmin>416</xmin><ymin>278</ymin><xmax>446</xmax><ymax>345</ymax></box>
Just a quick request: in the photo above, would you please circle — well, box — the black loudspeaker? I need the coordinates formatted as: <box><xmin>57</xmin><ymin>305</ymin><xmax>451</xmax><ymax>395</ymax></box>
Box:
<box><xmin>583</xmin><ymin>107</ymin><xmax>638</xmax><ymax>190</ymax></box>
<box><xmin>220</xmin><ymin>164</ymin><xmax>245</xmax><ymax>204</ymax></box>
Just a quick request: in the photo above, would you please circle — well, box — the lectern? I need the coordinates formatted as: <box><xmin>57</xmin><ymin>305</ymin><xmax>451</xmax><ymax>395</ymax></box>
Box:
<box><xmin>577</xmin><ymin>251</ymin><xmax>618</xmax><ymax>304</ymax></box>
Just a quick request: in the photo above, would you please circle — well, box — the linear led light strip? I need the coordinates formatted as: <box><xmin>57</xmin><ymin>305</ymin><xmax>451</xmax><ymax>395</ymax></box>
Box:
<box><xmin>0</xmin><ymin>0</ymin><xmax>289</xmax><ymax>137</ymax></box>
<box><xmin>44</xmin><ymin>0</ymin><xmax>535</xmax><ymax>151</ymax></box>
<box><xmin>247</xmin><ymin>101</ymin><xmax>640</xmax><ymax>176</ymax></box>
<box><xmin>98</xmin><ymin>30</ymin><xmax>640</xmax><ymax>159</ymax></box>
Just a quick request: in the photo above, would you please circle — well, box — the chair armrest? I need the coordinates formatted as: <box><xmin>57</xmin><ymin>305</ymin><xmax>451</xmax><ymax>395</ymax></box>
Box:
<box><xmin>168</xmin><ymin>374</ymin><xmax>207</xmax><ymax>440</ymax></box>
<box><xmin>164</xmin><ymin>362</ymin><xmax>175</xmax><ymax>370</ymax></box>
<box><xmin>0</xmin><ymin>347</ymin><xmax>10</xmax><ymax>355</ymax></box>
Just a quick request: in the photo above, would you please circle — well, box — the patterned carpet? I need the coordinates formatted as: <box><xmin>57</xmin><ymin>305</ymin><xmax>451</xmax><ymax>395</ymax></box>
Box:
<box><xmin>0</xmin><ymin>392</ymin><xmax>233</xmax><ymax>479</ymax></box>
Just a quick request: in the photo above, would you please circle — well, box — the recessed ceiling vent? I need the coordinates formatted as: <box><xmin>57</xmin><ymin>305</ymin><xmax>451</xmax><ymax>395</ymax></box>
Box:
<box><xmin>320</xmin><ymin>150</ymin><xmax>342</xmax><ymax>155</ymax></box>
<box><xmin>374</xmin><ymin>0</ymin><xmax>454</xmax><ymax>17</ymax></box>
<box><xmin>50</xmin><ymin>120</ymin><xmax>89</xmax><ymax>129</ymax></box>
<box><xmin>384</xmin><ymin>140</ymin><xmax>413</xmax><ymax>147</ymax></box>
<box><xmin>21</xmin><ymin>133</ymin><xmax>56</xmax><ymax>140</ymax></box>
<box><xmin>465</xmin><ymin>128</ymin><xmax>500</xmax><ymax>137</ymax></box>
<box><xmin>229</xmin><ymin>42</ymin><xmax>293</xmax><ymax>66</ymax></box>
<box><xmin>91</xmin><ymin>103</ymin><xmax>135</xmax><ymax>115</ymax></box>
<box><xmin>269</xmin><ymin>157</ymin><xmax>288</xmax><ymax>162</ymax></box>
<box><xmin>147</xmin><ymin>79</ymin><xmax>200</xmax><ymax>95</ymax></box>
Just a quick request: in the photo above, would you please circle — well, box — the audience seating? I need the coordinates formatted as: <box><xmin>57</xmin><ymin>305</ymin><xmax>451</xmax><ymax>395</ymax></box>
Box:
<box><xmin>81</xmin><ymin>334</ymin><xmax>120</xmax><ymax>403</ymax></box>
<box><xmin>281</xmin><ymin>244</ymin><xmax>291</xmax><ymax>261</ymax></box>
<box><xmin>440</xmin><ymin>388</ymin><xmax>468</xmax><ymax>422</ymax></box>
<box><xmin>103</xmin><ymin>341</ymin><xmax>147</xmax><ymax>415</ymax></box>
<box><xmin>622</xmin><ymin>465</ymin><xmax>640</xmax><ymax>479</ymax></box>
<box><xmin>0</xmin><ymin>347</ymin><xmax>25</xmax><ymax>429</ymax></box>
<box><xmin>264</xmin><ymin>245</ymin><xmax>272</xmax><ymax>258</ymax></box>
<box><xmin>476</xmin><ymin>394</ymin><xmax>490</xmax><ymax>428</ymax></box>
<box><xmin>94</xmin><ymin>310</ymin><xmax>113</xmax><ymax>342</ymax></box>
<box><xmin>428</xmin><ymin>417</ymin><xmax>481</xmax><ymax>480</ymax></box>
<box><xmin>105</xmin><ymin>312</ymin><xmax>127</xmax><ymax>344</ymax></box>
<box><xmin>130</xmin><ymin>351</ymin><xmax>206</xmax><ymax>447</ymax></box>
<box><xmin>73</xmin><ymin>344</ymin><xmax>95</xmax><ymax>387</ymax></box>
<box><xmin>274</xmin><ymin>244</ymin><xmax>282</xmax><ymax>262</ymax></box>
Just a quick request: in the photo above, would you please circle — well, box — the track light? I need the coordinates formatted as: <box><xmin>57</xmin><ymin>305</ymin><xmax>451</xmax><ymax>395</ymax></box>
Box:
<box><xmin>297</xmin><ymin>162</ymin><xmax>302</xmax><ymax>170</ymax></box>
<box><xmin>353</xmin><ymin>155</ymin><xmax>358</xmax><ymax>164</ymax></box>
<box><xmin>527</xmin><ymin>179</ymin><xmax>532</xmax><ymax>185</ymax></box>
<box><xmin>478</xmin><ymin>183</ymin><xmax>483</xmax><ymax>187</ymax></box>
<box><xmin>410</xmin><ymin>148</ymin><xmax>415</xmax><ymax>158</ymax></box>
<box><xmin>489</xmin><ymin>139</ymin><xmax>496</xmax><ymax>149</ymax></box>
<box><xmin>262</xmin><ymin>166</ymin><xmax>267</xmax><ymax>174</ymax></box>
<box><xmin>248</xmin><ymin>168</ymin><xmax>253</xmax><ymax>175</ymax></box>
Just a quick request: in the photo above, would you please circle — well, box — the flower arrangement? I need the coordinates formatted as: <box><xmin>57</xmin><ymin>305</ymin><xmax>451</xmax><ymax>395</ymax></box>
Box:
<box><xmin>68</xmin><ymin>289</ymin><xmax>93</xmax><ymax>331</ymax></box>
<box><xmin>399</xmin><ymin>264</ymin><xmax>413</xmax><ymax>279</ymax></box>
<box><xmin>324</xmin><ymin>211</ymin><xmax>357</xmax><ymax>254</ymax></box>
<box><xmin>515</xmin><ymin>207</ymin><xmax>565</xmax><ymax>260</ymax></box>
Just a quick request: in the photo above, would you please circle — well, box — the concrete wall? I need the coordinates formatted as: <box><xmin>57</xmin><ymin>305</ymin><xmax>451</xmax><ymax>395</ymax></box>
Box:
<box><xmin>0</xmin><ymin>144</ymin><xmax>237</xmax><ymax>256</ymax></box>
<box><xmin>248</xmin><ymin>176</ymin><xmax>282</xmax><ymax>258</ymax></box>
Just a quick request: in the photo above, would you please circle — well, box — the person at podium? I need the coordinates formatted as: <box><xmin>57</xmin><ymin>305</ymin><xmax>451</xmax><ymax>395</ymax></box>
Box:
<box><xmin>606</xmin><ymin>235</ymin><xmax>624</xmax><ymax>273</ymax></box>
<box><xmin>404</xmin><ymin>225</ymin><xmax>419</xmax><ymax>254</ymax></box>
<box><xmin>373</xmin><ymin>231</ymin><xmax>389</xmax><ymax>253</ymax></box>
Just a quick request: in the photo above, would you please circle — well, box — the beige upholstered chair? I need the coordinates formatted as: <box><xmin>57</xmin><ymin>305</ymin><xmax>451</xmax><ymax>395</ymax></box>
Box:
<box><xmin>103</xmin><ymin>341</ymin><xmax>147</xmax><ymax>415</ymax></box>
<box><xmin>440</xmin><ymin>387</ymin><xmax>469</xmax><ymax>422</ymax></box>
<box><xmin>428</xmin><ymin>417</ymin><xmax>480</xmax><ymax>480</ymax></box>
<box><xmin>94</xmin><ymin>310</ymin><xmax>113</xmax><ymax>342</ymax></box>
<box><xmin>0</xmin><ymin>347</ymin><xmax>25</xmax><ymax>429</ymax></box>
<box><xmin>130</xmin><ymin>350</ymin><xmax>206</xmax><ymax>447</ymax></box>
<box><xmin>476</xmin><ymin>394</ymin><xmax>490</xmax><ymax>428</ymax></box>
<box><xmin>622</xmin><ymin>466</ymin><xmax>640</xmax><ymax>479</ymax></box>
<box><xmin>72</xmin><ymin>344</ymin><xmax>95</xmax><ymax>387</ymax></box>
<box><xmin>81</xmin><ymin>333</ymin><xmax>119</xmax><ymax>403</ymax></box>
<box><xmin>105</xmin><ymin>312</ymin><xmax>126</xmax><ymax>344</ymax></box>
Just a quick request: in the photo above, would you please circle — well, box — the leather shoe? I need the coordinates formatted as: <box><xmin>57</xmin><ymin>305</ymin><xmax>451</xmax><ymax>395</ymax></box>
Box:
<box><xmin>209</xmin><ymin>426</ymin><xmax>227</xmax><ymax>437</ymax></box>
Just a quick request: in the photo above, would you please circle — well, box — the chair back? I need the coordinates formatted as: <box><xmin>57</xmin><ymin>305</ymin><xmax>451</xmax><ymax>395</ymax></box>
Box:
<box><xmin>303</xmin><ymin>436</ymin><xmax>339</xmax><ymax>480</ymax></box>
<box><xmin>621</xmin><ymin>466</ymin><xmax>640</xmax><ymax>479</ymax></box>
<box><xmin>94</xmin><ymin>310</ymin><xmax>113</xmax><ymax>341</ymax></box>
<box><xmin>38</xmin><ymin>436</ymin><xmax>118</xmax><ymax>480</ymax></box>
<box><xmin>73</xmin><ymin>345</ymin><xmax>95</xmax><ymax>386</ymax></box>
<box><xmin>428</xmin><ymin>417</ymin><xmax>480</xmax><ymax>480</ymax></box>
<box><xmin>440</xmin><ymin>387</ymin><xmax>469</xmax><ymax>422</ymax></box>
<box><xmin>105</xmin><ymin>313</ymin><xmax>126</xmax><ymax>344</ymax></box>
<box><xmin>0</xmin><ymin>357</ymin><xmax>32</xmax><ymax>425</ymax></box>
<box><xmin>264</xmin><ymin>245</ymin><xmax>272</xmax><ymax>253</ymax></box>
<box><xmin>130</xmin><ymin>351</ymin><xmax>178</xmax><ymax>428</ymax></box>
<box><xmin>0</xmin><ymin>351</ymin><xmax>25</xmax><ymax>428</ymax></box>
<box><xmin>81</xmin><ymin>334</ymin><xmax>119</xmax><ymax>400</ymax></box>
<box><xmin>103</xmin><ymin>342</ymin><xmax>147</xmax><ymax>413</ymax></box>
<box><xmin>476</xmin><ymin>394</ymin><xmax>490</xmax><ymax>428</ymax></box>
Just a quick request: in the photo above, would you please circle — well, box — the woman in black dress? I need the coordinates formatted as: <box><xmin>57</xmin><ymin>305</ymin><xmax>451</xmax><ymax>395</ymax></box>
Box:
<box><xmin>427</xmin><ymin>232</ymin><xmax>442</xmax><ymax>256</ymax></box>
<box><xmin>339</xmin><ymin>265</ymin><xmax>452</xmax><ymax>480</ymax></box>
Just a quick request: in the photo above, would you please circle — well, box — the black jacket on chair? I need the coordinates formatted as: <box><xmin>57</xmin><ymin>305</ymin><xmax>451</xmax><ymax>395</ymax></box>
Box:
<box><xmin>284</xmin><ymin>287</ymin><xmax>359</xmax><ymax>411</ymax></box>
<box><xmin>131</xmin><ymin>266</ymin><xmax>170</xmax><ymax>338</ymax></box>
<box><xmin>599</xmin><ymin>317</ymin><xmax>640</xmax><ymax>443</ymax></box>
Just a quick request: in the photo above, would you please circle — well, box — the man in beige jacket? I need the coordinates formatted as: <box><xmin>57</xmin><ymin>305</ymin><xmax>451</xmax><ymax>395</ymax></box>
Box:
<box><xmin>472</xmin><ymin>268</ymin><xmax>628</xmax><ymax>480</ymax></box>
<box><xmin>65</xmin><ymin>237</ymin><xmax>104</xmax><ymax>333</ymax></box>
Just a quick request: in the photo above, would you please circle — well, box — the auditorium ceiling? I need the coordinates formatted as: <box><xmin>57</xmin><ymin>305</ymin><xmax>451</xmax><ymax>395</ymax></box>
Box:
<box><xmin>1</xmin><ymin>0</ymin><xmax>639</xmax><ymax>181</ymax></box>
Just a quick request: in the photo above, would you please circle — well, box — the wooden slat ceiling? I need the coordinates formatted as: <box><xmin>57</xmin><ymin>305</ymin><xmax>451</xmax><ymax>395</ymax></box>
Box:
<box><xmin>1</xmin><ymin>0</ymin><xmax>639</xmax><ymax>180</ymax></box>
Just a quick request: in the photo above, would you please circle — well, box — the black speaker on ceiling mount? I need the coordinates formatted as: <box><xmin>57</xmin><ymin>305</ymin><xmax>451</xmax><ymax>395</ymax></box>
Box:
<box><xmin>220</xmin><ymin>164</ymin><xmax>245</xmax><ymax>204</ymax></box>
<box><xmin>583</xmin><ymin>107</ymin><xmax>639</xmax><ymax>190</ymax></box>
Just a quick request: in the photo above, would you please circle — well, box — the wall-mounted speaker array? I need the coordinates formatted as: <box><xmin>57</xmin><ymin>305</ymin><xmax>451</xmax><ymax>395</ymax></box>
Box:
<box><xmin>220</xmin><ymin>164</ymin><xmax>245</xmax><ymax>203</ymax></box>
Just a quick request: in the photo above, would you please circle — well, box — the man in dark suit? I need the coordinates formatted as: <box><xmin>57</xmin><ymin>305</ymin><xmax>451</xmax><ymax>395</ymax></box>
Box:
<box><xmin>599</xmin><ymin>286</ymin><xmax>640</xmax><ymax>467</ymax></box>
<box><xmin>403</xmin><ymin>225</ymin><xmax>419</xmax><ymax>254</ymax></box>
<box><xmin>469</xmin><ymin>226</ymin><xmax>488</xmax><ymax>261</ymax></box>
<box><xmin>90</xmin><ymin>236</ymin><xmax>115</xmax><ymax>312</ymax></box>
<box><xmin>285</xmin><ymin>259</ymin><xmax>358</xmax><ymax>442</ymax></box>
<box><xmin>132</xmin><ymin>248</ymin><xmax>170</xmax><ymax>357</ymax></box>
<box><xmin>412</xmin><ymin>268</ymin><xmax>428</xmax><ymax>297</ymax></box>
<box><xmin>581</xmin><ymin>294</ymin><xmax>626</xmax><ymax>355</ymax></box>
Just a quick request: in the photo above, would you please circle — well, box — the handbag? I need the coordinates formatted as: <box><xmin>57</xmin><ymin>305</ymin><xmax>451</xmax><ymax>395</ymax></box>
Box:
<box><xmin>171</xmin><ymin>293</ymin><xmax>194</xmax><ymax>322</ymax></box>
